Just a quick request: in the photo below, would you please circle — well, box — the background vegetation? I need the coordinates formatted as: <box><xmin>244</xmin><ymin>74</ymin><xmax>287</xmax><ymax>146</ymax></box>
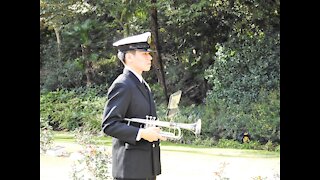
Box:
<box><xmin>40</xmin><ymin>0</ymin><xmax>280</xmax><ymax>150</ymax></box>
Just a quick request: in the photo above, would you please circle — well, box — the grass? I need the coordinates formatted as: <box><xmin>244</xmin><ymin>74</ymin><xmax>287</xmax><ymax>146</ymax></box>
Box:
<box><xmin>53</xmin><ymin>131</ymin><xmax>112</xmax><ymax>145</ymax></box>
<box><xmin>52</xmin><ymin>131</ymin><xmax>279</xmax><ymax>158</ymax></box>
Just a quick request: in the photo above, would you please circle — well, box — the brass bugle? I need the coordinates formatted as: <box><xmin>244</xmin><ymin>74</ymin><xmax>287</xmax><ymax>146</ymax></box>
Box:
<box><xmin>124</xmin><ymin>116</ymin><xmax>201</xmax><ymax>140</ymax></box>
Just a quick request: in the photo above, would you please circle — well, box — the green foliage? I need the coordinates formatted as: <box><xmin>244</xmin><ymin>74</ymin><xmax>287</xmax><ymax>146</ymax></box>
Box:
<box><xmin>156</xmin><ymin>90</ymin><xmax>279</xmax><ymax>150</ymax></box>
<box><xmin>201</xmin><ymin>30</ymin><xmax>279</xmax><ymax>144</ymax></box>
<box><xmin>205</xmin><ymin>32</ymin><xmax>280</xmax><ymax>106</ymax></box>
<box><xmin>274</xmin><ymin>144</ymin><xmax>280</xmax><ymax>152</ymax></box>
<box><xmin>41</xmin><ymin>0</ymin><xmax>122</xmax><ymax>90</ymax></box>
<box><xmin>216</xmin><ymin>139</ymin><xmax>241</xmax><ymax>149</ymax></box>
<box><xmin>40</xmin><ymin>85</ymin><xmax>107</xmax><ymax>132</ymax></box>
<box><xmin>150</xmin><ymin>83</ymin><xmax>166</xmax><ymax>105</ymax></box>
<box><xmin>216</xmin><ymin>138</ymin><xmax>278</xmax><ymax>151</ymax></box>
<box><xmin>199</xmin><ymin>88</ymin><xmax>280</xmax><ymax>145</ymax></box>
<box><xmin>192</xmin><ymin>137</ymin><xmax>216</xmax><ymax>147</ymax></box>
<box><xmin>41</xmin><ymin>84</ymin><xmax>279</xmax><ymax>150</ymax></box>
<box><xmin>40</xmin><ymin>0</ymin><xmax>280</xmax><ymax>106</ymax></box>
<box><xmin>41</xmin><ymin>59</ymin><xmax>85</xmax><ymax>91</ymax></box>
<box><xmin>40</xmin><ymin>0</ymin><xmax>280</xmax><ymax>150</ymax></box>
<box><xmin>155</xmin><ymin>0</ymin><xmax>279</xmax><ymax>104</ymax></box>
<box><xmin>248</xmin><ymin>90</ymin><xmax>280</xmax><ymax>143</ymax></box>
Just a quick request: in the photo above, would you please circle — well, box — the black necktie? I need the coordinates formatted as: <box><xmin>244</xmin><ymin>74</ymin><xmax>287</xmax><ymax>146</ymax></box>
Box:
<box><xmin>142</xmin><ymin>80</ymin><xmax>150</xmax><ymax>92</ymax></box>
<box><xmin>142</xmin><ymin>82</ymin><xmax>149</xmax><ymax>92</ymax></box>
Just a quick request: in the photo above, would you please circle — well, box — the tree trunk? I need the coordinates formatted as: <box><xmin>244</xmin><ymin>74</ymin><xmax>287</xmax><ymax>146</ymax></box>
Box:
<box><xmin>53</xmin><ymin>26</ymin><xmax>61</xmax><ymax>61</ymax></box>
<box><xmin>81</xmin><ymin>44</ymin><xmax>93</xmax><ymax>86</ymax></box>
<box><xmin>150</xmin><ymin>0</ymin><xmax>169</xmax><ymax>103</ymax></box>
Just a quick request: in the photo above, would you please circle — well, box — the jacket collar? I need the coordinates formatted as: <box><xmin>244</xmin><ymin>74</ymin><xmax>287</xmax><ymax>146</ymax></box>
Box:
<box><xmin>123</xmin><ymin>69</ymin><xmax>150</xmax><ymax>101</ymax></box>
<box><xmin>124</xmin><ymin>66</ymin><xmax>143</xmax><ymax>83</ymax></box>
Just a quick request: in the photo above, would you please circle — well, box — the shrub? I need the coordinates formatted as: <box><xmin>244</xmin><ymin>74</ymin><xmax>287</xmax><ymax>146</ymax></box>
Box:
<box><xmin>40</xmin><ymin>85</ymin><xmax>107</xmax><ymax>132</ymax></box>
<box><xmin>40</xmin><ymin>118</ymin><xmax>54</xmax><ymax>153</ymax></box>
<box><xmin>70</xmin><ymin>129</ymin><xmax>112</xmax><ymax>180</ymax></box>
<box><xmin>202</xmin><ymin>31</ymin><xmax>280</xmax><ymax>146</ymax></box>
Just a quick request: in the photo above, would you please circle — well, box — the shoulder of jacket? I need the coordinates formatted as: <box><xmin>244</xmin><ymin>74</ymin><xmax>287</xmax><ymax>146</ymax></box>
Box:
<box><xmin>112</xmin><ymin>74</ymin><xmax>135</xmax><ymax>87</ymax></box>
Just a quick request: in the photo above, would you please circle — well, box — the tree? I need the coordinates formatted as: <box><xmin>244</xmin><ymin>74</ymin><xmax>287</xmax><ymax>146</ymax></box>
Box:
<box><xmin>150</xmin><ymin>0</ymin><xmax>168</xmax><ymax>103</ymax></box>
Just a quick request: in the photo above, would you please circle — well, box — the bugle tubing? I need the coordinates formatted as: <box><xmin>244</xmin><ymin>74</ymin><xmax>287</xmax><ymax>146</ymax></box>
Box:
<box><xmin>124</xmin><ymin>116</ymin><xmax>201</xmax><ymax>140</ymax></box>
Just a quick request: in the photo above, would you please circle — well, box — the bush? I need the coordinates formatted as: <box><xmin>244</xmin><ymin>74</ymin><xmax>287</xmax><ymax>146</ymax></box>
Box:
<box><xmin>40</xmin><ymin>85</ymin><xmax>107</xmax><ymax>132</ymax></box>
<box><xmin>40</xmin><ymin>118</ymin><xmax>54</xmax><ymax>153</ymax></box>
<box><xmin>202</xmin><ymin>31</ymin><xmax>280</xmax><ymax>146</ymax></box>
<box><xmin>70</xmin><ymin>129</ymin><xmax>112</xmax><ymax>180</ymax></box>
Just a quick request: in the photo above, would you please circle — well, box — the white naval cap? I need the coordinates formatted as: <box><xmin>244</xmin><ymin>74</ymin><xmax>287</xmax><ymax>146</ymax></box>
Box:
<box><xmin>113</xmin><ymin>32</ymin><xmax>155</xmax><ymax>53</ymax></box>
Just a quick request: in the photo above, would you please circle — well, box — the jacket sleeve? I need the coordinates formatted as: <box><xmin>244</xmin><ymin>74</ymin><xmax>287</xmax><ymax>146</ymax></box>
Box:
<box><xmin>101</xmin><ymin>82</ymin><xmax>139</xmax><ymax>145</ymax></box>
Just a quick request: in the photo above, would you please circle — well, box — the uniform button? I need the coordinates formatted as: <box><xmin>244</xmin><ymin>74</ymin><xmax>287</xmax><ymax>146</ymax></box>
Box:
<box><xmin>152</xmin><ymin>144</ymin><xmax>155</xmax><ymax>148</ymax></box>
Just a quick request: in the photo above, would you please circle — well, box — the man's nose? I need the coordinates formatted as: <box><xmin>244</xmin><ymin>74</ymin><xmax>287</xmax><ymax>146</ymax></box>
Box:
<box><xmin>148</xmin><ymin>54</ymin><xmax>152</xmax><ymax>61</ymax></box>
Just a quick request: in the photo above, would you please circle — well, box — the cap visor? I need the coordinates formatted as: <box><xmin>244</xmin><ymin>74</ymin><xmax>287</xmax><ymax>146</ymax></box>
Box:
<box><xmin>136</xmin><ymin>48</ymin><xmax>156</xmax><ymax>52</ymax></box>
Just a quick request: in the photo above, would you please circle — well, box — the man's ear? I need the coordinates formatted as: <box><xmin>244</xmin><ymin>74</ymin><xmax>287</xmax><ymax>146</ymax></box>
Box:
<box><xmin>126</xmin><ymin>52</ymin><xmax>135</xmax><ymax>63</ymax></box>
<box><xmin>125</xmin><ymin>53</ymin><xmax>131</xmax><ymax>63</ymax></box>
<box><xmin>126</xmin><ymin>52</ymin><xmax>132</xmax><ymax>59</ymax></box>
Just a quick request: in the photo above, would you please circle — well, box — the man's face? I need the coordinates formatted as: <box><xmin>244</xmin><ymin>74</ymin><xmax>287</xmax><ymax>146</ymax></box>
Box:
<box><xmin>126</xmin><ymin>50</ymin><xmax>153</xmax><ymax>74</ymax></box>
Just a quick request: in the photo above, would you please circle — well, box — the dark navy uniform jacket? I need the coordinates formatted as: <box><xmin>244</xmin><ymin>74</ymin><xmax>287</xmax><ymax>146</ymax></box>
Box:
<box><xmin>102</xmin><ymin>68</ymin><xmax>161</xmax><ymax>179</ymax></box>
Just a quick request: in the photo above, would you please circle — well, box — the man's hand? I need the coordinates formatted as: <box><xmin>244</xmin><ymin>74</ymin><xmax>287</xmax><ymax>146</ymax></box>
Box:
<box><xmin>140</xmin><ymin>127</ymin><xmax>167</xmax><ymax>142</ymax></box>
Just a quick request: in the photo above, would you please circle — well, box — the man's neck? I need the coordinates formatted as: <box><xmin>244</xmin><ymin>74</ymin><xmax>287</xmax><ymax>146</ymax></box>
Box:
<box><xmin>124</xmin><ymin>65</ymin><xmax>143</xmax><ymax>83</ymax></box>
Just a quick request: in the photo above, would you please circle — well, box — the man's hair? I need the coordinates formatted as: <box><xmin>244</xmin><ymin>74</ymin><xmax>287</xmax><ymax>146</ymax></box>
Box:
<box><xmin>118</xmin><ymin>50</ymin><xmax>137</xmax><ymax>64</ymax></box>
<box><xmin>117</xmin><ymin>51</ymin><xmax>125</xmax><ymax>61</ymax></box>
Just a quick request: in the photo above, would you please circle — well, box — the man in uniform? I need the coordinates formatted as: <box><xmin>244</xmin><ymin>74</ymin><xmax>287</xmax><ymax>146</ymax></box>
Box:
<box><xmin>102</xmin><ymin>32</ymin><xmax>166</xmax><ymax>180</ymax></box>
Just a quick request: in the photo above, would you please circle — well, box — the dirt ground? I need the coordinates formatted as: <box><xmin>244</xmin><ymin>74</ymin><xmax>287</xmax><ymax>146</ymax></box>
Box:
<box><xmin>40</xmin><ymin>142</ymin><xmax>280</xmax><ymax>180</ymax></box>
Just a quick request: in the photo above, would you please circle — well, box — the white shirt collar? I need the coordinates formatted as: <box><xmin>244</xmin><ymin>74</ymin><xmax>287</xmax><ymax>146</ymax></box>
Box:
<box><xmin>124</xmin><ymin>66</ymin><xmax>151</xmax><ymax>91</ymax></box>
<box><xmin>124</xmin><ymin>66</ymin><xmax>143</xmax><ymax>83</ymax></box>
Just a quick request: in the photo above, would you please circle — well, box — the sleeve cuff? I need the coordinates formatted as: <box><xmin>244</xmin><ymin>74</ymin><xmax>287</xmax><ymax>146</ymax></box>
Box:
<box><xmin>136</xmin><ymin>128</ymin><xmax>142</xmax><ymax>141</ymax></box>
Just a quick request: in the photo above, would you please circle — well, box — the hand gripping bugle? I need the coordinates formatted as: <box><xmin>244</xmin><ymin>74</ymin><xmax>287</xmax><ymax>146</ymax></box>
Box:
<box><xmin>124</xmin><ymin>116</ymin><xmax>201</xmax><ymax>140</ymax></box>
